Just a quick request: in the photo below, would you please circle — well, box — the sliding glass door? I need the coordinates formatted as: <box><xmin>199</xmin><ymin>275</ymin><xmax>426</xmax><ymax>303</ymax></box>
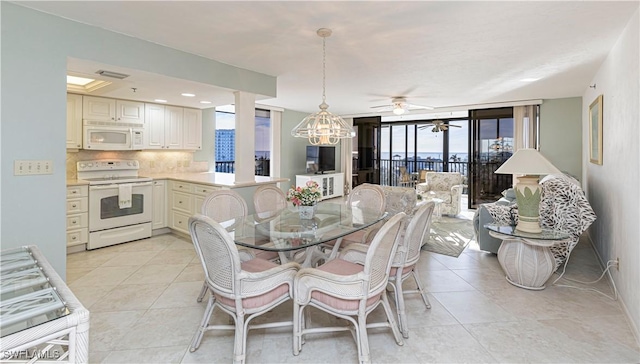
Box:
<box><xmin>379</xmin><ymin>119</ymin><xmax>468</xmax><ymax>191</ymax></box>
<box><xmin>469</xmin><ymin>108</ymin><xmax>514</xmax><ymax>208</ymax></box>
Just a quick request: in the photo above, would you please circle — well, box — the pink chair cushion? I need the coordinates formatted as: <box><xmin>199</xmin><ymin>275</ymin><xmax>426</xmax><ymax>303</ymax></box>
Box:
<box><xmin>253</xmin><ymin>250</ymin><xmax>279</xmax><ymax>261</ymax></box>
<box><xmin>215</xmin><ymin>258</ymin><xmax>289</xmax><ymax>309</ymax></box>
<box><xmin>341</xmin><ymin>230</ymin><xmax>368</xmax><ymax>245</ymax></box>
<box><xmin>310</xmin><ymin>259</ymin><xmax>380</xmax><ymax>310</ymax></box>
<box><xmin>389</xmin><ymin>264</ymin><xmax>415</xmax><ymax>277</ymax></box>
<box><xmin>241</xmin><ymin>257</ymin><xmax>278</xmax><ymax>272</ymax></box>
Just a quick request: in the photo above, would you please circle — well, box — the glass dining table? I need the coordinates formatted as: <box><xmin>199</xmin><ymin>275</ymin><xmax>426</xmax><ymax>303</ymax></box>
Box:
<box><xmin>219</xmin><ymin>202</ymin><xmax>387</xmax><ymax>266</ymax></box>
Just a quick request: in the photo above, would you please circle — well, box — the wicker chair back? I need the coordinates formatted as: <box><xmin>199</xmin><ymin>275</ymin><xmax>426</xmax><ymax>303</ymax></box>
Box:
<box><xmin>201</xmin><ymin>190</ymin><xmax>248</xmax><ymax>222</ymax></box>
<box><xmin>254</xmin><ymin>185</ymin><xmax>287</xmax><ymax>215</ymax></box>
<box><xmin>363</xmin><ymin>212</ymin><xmax>405</xmax><ymax>294</ymax></box>
<box><xmin>347</xmin><ymin>183</ymin><xmax>386</xmax><ymax>214</ymax></box>
<box><xmin>189</xmin><ymin>214</ymin><xmax>241</xmax><ymax>294</ymax></box>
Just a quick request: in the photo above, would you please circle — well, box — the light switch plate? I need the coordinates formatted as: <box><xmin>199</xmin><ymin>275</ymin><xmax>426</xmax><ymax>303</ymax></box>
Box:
<box><xmin>14</xmin><ymin>160</ymin><xmax>54</xmax><ymax>175</ymax></box>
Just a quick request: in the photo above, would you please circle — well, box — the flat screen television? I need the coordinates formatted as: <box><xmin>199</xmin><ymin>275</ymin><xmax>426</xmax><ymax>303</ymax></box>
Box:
<box><xmin>306</xmin><ymin>146</ymin><xmax>336</xmax><ymax>174</ymax></box>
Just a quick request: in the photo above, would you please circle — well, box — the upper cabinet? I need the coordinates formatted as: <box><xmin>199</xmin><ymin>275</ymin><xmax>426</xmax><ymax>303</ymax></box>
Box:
<box><xmin>69</xmin><ymin>95</ymin><xmax>202</xmax><ymax>151</ymax></box>
<box><xmin>66</xmin><ymin>94</ymin><xmax>83</xmax><ymax>149</ymax></box>
<box><xmin>183</xmin><ymin>108</ymin><xmax>202</xmax><ymax>150</ymax></box>
<box><xmin>144</xmin><ymin>103</ymin><xmax>202</xmax><ymax>150</ymax></box>
<box><xmin>83</xmin><ymin>96</ymin><xmax>145</xmax><ymax>125</ymax></box>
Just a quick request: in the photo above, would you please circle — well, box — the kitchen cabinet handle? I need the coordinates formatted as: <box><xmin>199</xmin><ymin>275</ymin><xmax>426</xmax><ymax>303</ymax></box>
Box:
<box><xmin>72</xmin><ymin>204</ymin><xmax>77</xmax><ymax>208</ymax></box>
<box><xmin>72</xmin><ymin>190</ymin><xmax>77</xmax><ymax>194</ymax></box>
<box><xmin>72</xmin><ymin>236</ymin><xmax>77</xmax><ymax>240</ymax></box>
<box><xmin>71</xmin><ymin>220</ymin><xmax>77</xmax><ymax>224</ymax></box>
<box><xmin>178</xmin><ymin>201</ymin><xmax>182</xmax><ymax>204</ymax></box>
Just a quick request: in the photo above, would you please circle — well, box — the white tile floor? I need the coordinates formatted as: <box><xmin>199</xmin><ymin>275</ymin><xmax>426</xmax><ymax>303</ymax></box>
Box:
<box><xmin>67</xmin><ymin>227</ymin><xmax>640</xmax><ymax>363</ymax></box>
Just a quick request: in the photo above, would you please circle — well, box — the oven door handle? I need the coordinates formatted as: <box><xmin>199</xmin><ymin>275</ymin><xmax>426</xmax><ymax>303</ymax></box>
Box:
<box><xmin>89</xmin><ymin>182</ymin><xmax>153</xmax><ymax>190</ymax></box>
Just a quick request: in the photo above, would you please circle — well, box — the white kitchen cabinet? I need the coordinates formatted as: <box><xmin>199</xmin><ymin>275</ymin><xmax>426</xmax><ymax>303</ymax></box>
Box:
<box><xmin>152</xmin><ymin>180</ymin><xmax>167</xmax><ymax>230</ymax></box>
<box><xmin>66</xmin><ymin>93</ymin><xmax>83</xmax><ymax>149</ymax></box>
<box><xmin>83</xmin><ymin>96</ymin><xmax>144</xmax><ymax>124</ymax></box>
<box><xmin>66</xmin><ymin>185</ymin><xmax>89</xmax><ymax>248</ymax></box>
<box><xmin>183</xmin><ymin>108</ymin><xmax>202</xmax><ymax>150</ymax></box>
<box><xmin>168</xmin><ymin>180</ymin><xmax>223</xmax><ymax>235</ymax></box>
<box><xmin>296</xmin><ymin>173</ymin><xmax>344</xmax><ymax>201</ymax></box>
<box><xmin>164</xmin><ymin>106</ymin><xmax>184</xmax><ymax>149</ymax></box>
<box><xmin>145</xmin><ymin>103</ymin><xmax>166</xmax><ymax>149</ymax></box>
<box><xmin>144</xmin><ymin>104</ymin><xmax>202</xmax><ymax>150</ymax></box>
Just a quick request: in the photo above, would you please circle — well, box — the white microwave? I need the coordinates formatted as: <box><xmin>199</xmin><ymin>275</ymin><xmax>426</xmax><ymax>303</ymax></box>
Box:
<box><xmin>83</xmin><ymin>121</ymin><xmax>144</xmax><ymax>150</ymax></box>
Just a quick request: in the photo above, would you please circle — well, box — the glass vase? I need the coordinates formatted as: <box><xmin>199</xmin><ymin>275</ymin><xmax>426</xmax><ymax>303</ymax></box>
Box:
<box><xmin>299</xmin><ymin>204</ymin><xmax>316</xmax><ymax>220</ymax></box>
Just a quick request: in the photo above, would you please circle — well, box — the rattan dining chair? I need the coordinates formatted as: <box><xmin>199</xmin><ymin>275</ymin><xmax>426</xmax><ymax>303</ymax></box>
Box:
<box><xmin>293</xmin><ymin>213</ymin><xmax>405</xmax><ymax>364</ymax></box>
<box><xmin>197</xmin><ymin>189</ymin><xmax>249</xmax><ymax>302</ymax></box>
<box><xmin>340</xmin><ymin>201</ymin><xmax>435</xmax><ymax>338</ymax></box>
<box><xmin>387</xmin><ymin>201</ymin><xmax>435</xmax><ymax>337</ymax></box>
<box><xmin>188</xmin><ymin>214</ymin><xmax>299</xmax><ymax>364</ymax></box>
<box><xmin>253</xmin><ymin>185</ymin><xmax>288</xmax><ymax>218</ymax></box>
<box><xmin>322</xmin><ymin>183</ymin><xmax>387</xmax><ymax>261</ymax></box>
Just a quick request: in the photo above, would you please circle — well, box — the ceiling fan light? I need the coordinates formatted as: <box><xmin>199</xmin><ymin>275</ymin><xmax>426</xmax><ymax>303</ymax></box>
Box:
<box><xmin>392</xmin><ymin>106</ymin><xmax>406</xmax><ymax>115</ymax></box>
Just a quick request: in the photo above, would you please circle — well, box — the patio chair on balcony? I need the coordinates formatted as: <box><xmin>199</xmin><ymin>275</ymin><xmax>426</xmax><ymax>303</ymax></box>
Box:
<box><xmin>398</xmin><ymin>166</ymin><xmax>415</xmax><ymax>188</ymax></box>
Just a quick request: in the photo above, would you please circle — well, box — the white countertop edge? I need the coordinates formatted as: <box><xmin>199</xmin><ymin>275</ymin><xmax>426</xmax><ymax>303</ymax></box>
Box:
<box><xmin>68</xmin><ymin>172</ymin><xmax>289</xmax><ymax>188</ymax></box>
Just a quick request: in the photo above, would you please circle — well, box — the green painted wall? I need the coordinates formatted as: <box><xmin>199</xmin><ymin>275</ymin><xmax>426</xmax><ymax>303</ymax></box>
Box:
<box><xmin>539</xmin><ymin>97</ymin><xmax>582</xmax><ymax>181</ymax></box>
<box><xmin>0</xmin><ymin>3</ymin><xmax>275</xmax><ymax>277</ymax></box>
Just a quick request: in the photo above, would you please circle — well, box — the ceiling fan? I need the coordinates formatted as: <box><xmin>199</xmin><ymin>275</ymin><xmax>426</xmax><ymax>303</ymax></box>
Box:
<box><xmin>418</xmin><ymin>120</ymin><xmax>462</xmax><ymax>133</ymax></box>
<box><xmin>370</xmin><ymin>97</ymin><xmax>434</xmax><ymax>115</ymax></box>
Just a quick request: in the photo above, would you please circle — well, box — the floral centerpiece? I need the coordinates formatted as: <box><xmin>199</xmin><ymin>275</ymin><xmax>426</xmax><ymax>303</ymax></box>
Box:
<box><xmin>287</xmin><ymin>180</ymin><xmax>321</xmax><ymax>206</ymax></box>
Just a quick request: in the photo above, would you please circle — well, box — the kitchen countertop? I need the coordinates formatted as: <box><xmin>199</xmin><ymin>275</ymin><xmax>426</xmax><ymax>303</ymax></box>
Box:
<box><xmin>139</xmin><ymin>172</ymin><xmax>288</xmax><ymax>188</ymax></box>
<box><xmin>66</xmin><ymin>172</ymin><xmax>288</xmax><ymax>188</ymax></box>
<box><xmin>66</xmin><ymin>179</ymin><xmax>90</xmax><ymax>186</ymax></box>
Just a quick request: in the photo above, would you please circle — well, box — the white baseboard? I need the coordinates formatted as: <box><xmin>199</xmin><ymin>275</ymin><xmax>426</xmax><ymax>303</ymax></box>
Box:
<box><xmin>585</xmin><ymin>231</ymin><xmax>640</xmax><ymax>347</ymax></box>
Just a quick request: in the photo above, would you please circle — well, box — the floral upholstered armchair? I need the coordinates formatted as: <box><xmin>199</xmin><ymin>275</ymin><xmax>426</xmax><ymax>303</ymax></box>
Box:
<box><xmin>416</xmin><ymin>172</ymin><xmax>465</xmax><ymax>216</ymax></box>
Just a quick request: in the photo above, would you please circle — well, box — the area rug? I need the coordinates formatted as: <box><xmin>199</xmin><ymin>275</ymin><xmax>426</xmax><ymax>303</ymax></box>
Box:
<box><xmin>421</xmin><ymin>216</ymin><xmax>475</xmax><ymax>257</ymax></box>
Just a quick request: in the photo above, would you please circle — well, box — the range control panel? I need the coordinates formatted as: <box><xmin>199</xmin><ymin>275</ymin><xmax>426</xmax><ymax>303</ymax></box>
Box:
<box><xmin>77</xmin><ymin>160</ymin><xmax>139</xmax><ymax>172</ymax></box>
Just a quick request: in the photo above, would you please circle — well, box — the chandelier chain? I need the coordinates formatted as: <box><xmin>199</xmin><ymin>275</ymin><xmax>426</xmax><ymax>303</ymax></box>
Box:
<box><xmin>322</xmin><ymin>35</ymin><xmax>326</xmax><ymax>104</ymax></box>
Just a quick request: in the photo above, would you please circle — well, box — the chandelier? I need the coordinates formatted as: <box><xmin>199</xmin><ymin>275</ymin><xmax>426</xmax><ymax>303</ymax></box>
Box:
<box><xmin>291</xmin><ymin>28</ymin><xmax>355</xmax><ymax>145</ymax></box>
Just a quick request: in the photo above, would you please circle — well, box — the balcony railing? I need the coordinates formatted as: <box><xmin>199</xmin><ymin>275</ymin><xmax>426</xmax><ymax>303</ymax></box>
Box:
<box><xmin>214</xmin><ymin>159</ymin><xmax>270</xmax><ymax>176</ymax></box>
<box><xmin>378</xmin><ymin>159</ymin><xmax>469</xmax><ymax>187</ymax></box>
<box><xmin>367</xmin><ymin>158</ymin><xmax>510</xmax><ymax>202</ymax></box>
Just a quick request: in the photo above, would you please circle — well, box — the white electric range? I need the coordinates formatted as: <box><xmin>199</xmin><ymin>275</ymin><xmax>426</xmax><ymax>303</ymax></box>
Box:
<box><xmin>77</xmin><ymin>160</ymin><xmax>153</xmax><ymax>249</ymax></box>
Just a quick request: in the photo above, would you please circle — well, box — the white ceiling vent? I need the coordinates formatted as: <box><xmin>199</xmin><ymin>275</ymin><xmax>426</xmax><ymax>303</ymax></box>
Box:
<box><xmin>95</xmin><ymin>70</ymin><xmax>129</xmax><ymax>79</ymax></box>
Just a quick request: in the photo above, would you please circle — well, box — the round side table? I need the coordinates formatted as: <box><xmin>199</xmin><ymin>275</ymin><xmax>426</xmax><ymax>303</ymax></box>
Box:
<box><xmin>485</xmin><ymin>224</ymin><xmax>570</xmax><ymax>290</ymax></box>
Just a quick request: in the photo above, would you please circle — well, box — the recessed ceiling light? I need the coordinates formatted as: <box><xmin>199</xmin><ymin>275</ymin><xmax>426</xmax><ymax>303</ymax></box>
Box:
<box><xmin>67</xmin><ymin>75</ymin><xmax>95</xmax><ymax>86</ymax></box>
<box><xmin>154</xmin><ymin>99</ymin><xmax>168</xmax><ymax>103</ymax></box>
<box><xmin>520</xmin><ymin>78</ymin><xmax>540</xmax><ymax>82</ymax></box>
<box><xmin>200</xmin><ymin>101</ymin><xmax>212</xmax><ymax>104</ymax></box>
<box><xmin>181</xmin><ymin>93</ymin><xmax>196</xmax><ymax>97</ymax></box>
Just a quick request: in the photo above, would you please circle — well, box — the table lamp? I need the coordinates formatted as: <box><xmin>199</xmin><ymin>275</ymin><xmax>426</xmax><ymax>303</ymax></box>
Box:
<box><xmin>494</xmin><ymin>148</ymin><xmax>561</xmax><ymax>233</ymax></box>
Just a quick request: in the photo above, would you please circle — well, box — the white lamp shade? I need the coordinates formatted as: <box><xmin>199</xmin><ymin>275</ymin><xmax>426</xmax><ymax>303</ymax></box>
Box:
<box><xmin>494</xmin><ymin>148</ymin><xmax>561</xmax><ymax>175</ymax></box>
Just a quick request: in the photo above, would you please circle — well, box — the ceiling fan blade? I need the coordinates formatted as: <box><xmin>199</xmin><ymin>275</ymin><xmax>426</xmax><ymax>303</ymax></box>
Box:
<box><xmin>370</xmin><ymin>105</ymin><xmax>392</xmax><ymax>109</ymax></box>
<box><xmin>406</xmin><ymin>103</ymin><xmax>434</xmax><ymax>110</ymax></box>
<box><xmin>447</xmin><ymin>124</ymin><xmax>462</xmax><ymax>128</ymax></box>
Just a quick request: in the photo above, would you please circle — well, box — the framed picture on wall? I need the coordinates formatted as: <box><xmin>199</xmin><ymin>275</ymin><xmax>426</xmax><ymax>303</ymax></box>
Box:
<box><xmin>589</xmin><ymin>94</ymin><xmax>603</xmax><ymax>165</ymax></box>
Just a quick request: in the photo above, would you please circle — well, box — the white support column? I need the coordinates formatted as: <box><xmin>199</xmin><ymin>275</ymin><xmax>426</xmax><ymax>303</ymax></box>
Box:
<box><xmin>271</xmin><ymin>110</ymin><xmax>282</xmax><ymax>183</ymax></box>
<box><xmin>234</xmin><ymin>91</ymin><xmax>256</xmax><ymax>184</ymax></box>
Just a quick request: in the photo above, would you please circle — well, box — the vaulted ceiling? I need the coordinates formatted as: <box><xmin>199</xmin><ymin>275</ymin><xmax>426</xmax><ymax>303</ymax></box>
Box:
<box><xmin>19</xmin><ymin>1</ymin><xmax>639</xmax><ymax>116</ymax></box>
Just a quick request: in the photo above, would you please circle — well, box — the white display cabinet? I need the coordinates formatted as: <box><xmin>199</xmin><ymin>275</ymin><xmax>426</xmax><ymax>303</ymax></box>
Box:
<box><xmin>296</xmin><ymin>172</ymin><xmax>344</xmax><ymax>201</ymax></box>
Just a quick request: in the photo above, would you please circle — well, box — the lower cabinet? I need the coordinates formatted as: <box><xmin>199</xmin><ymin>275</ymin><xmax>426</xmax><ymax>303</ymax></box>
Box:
<box><xmin>66</xmin><ymin>185</ymin><xmax>89</xmax><ymax>247</ymax></box>
<box><xmin>296</xmin><ymin>173</ymin><xmax>344</xmax><ymax>200</ymax></box>
<box><xmin>168</xmin><ymin>180</ymin><xmax>223</xmax><ymax>235</ymax></box>
<box><xmin>152</xmin><ymin>180</ymin><xmax>167</xmax><ymax>229</ymax></box>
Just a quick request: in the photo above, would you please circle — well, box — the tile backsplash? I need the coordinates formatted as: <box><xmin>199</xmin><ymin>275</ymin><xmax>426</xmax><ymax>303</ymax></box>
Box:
<box><xmin>66</xmin><ymin>150</ymin><xmax>208</xmax><ymax>179</ymax></box>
